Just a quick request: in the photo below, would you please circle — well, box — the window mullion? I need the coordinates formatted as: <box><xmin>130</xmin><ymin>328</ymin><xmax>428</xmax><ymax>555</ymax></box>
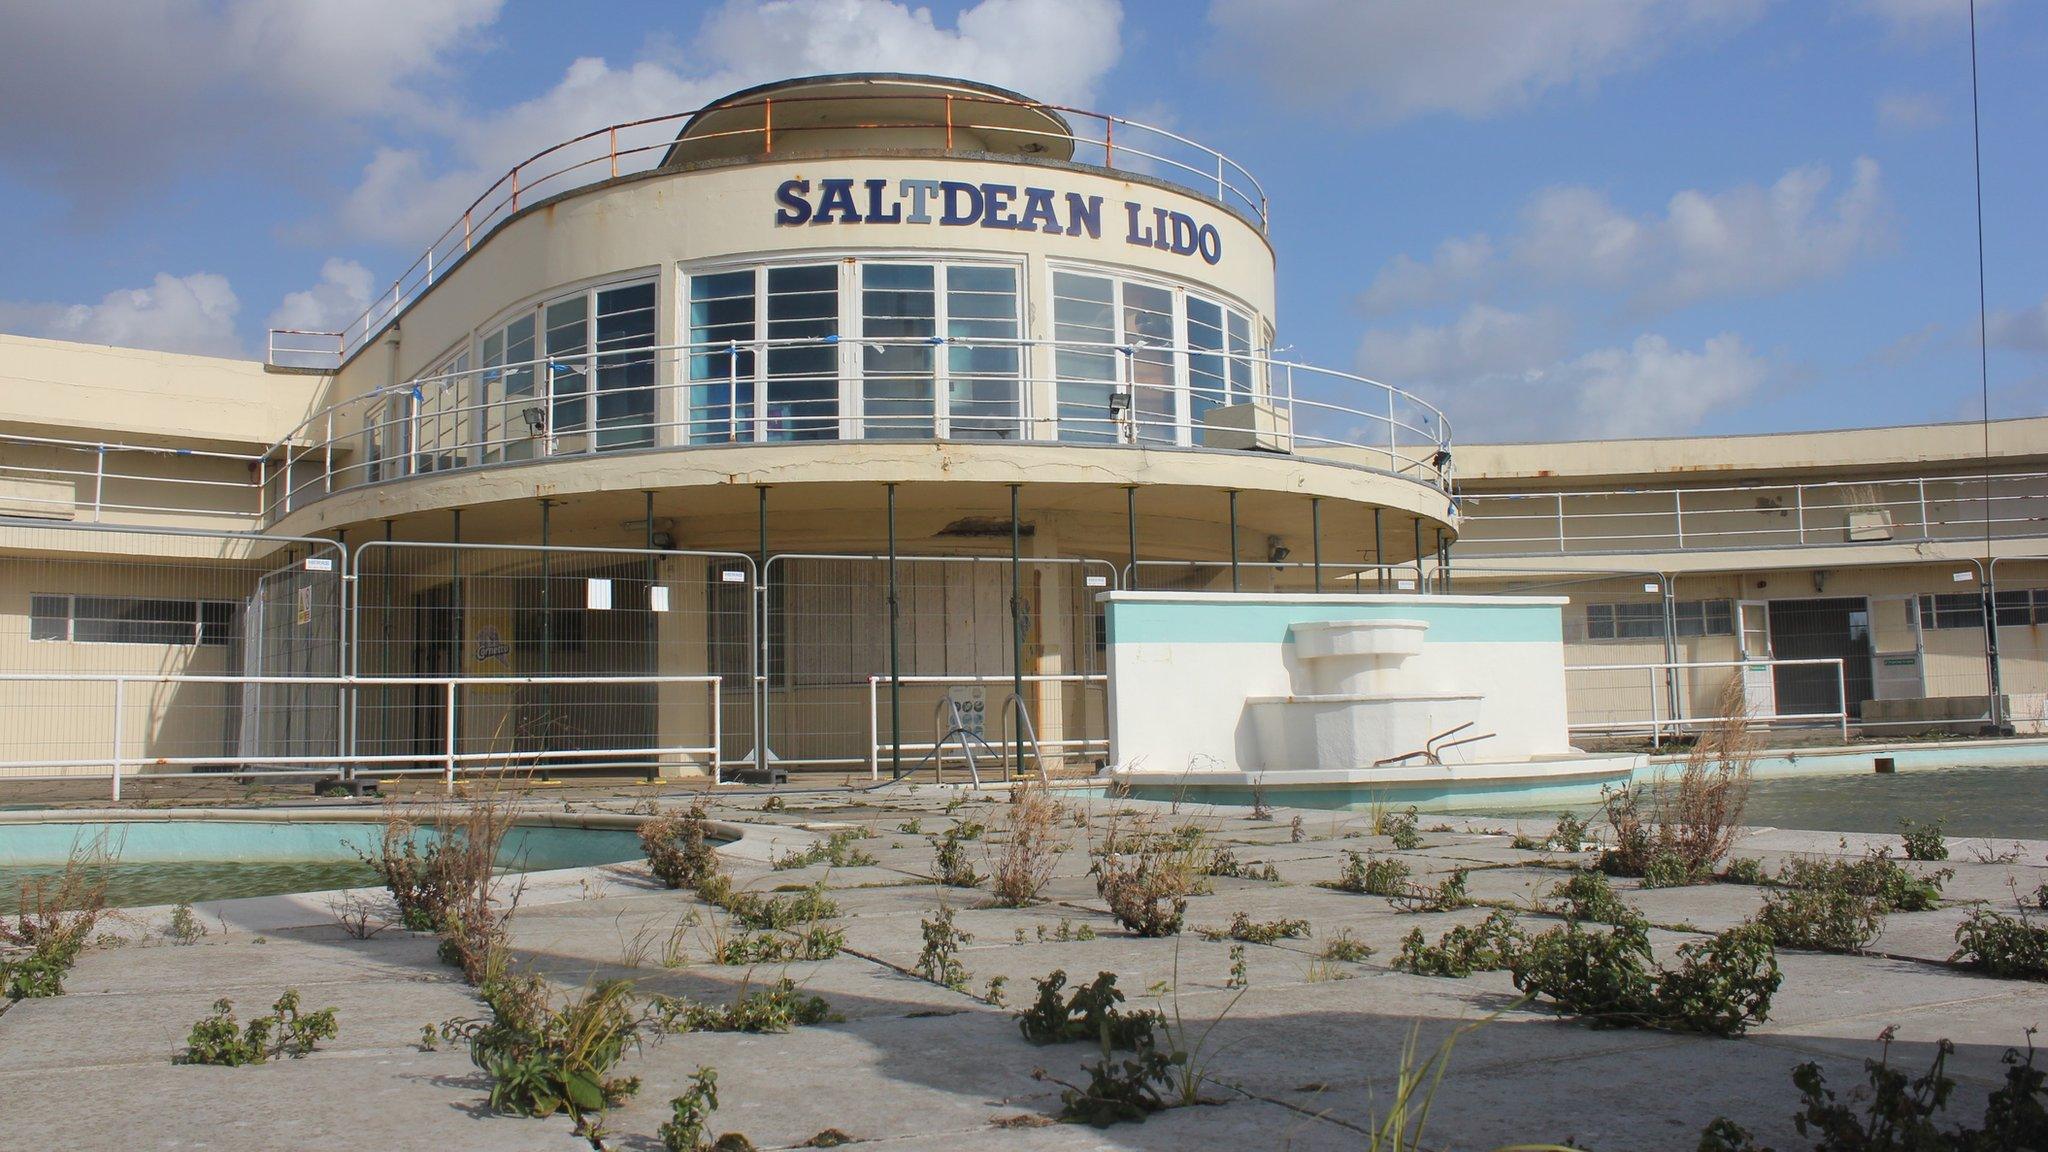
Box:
<box><xmin>934</xmin><ymin>265</ymin><xmax>951</xmax><ymax>439</ymax></box>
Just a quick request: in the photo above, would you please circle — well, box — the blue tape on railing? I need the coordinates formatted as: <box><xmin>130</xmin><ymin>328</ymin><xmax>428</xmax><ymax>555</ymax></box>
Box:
<box><xmin>926</xmin><ymin>336</ymin><xmax>944</xmax><ymax>345</ymax></box>
<box><xmin>176</xmin><ymin>449</ymin><xmax>191</xmax><ymax>456</ymax></box>
<box><xmin>822</xmin><ymin>334</ymin><xmax>839</xmax><ymax>344</ymax></box>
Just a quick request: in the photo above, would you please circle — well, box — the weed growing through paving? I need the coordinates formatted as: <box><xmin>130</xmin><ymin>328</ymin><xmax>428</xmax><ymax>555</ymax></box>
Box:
<box><xmin>1510</xmin><ymin>920</ymin><xmax>1780</xmax><ymax>1036</ymax></box>
<box><xmin>659</xmin><ymin>1066</ymin><xmax>720</xmax><ymax>1151</ymax></box>
<box><xmin>652</xmin><ymin>978</ymin><xmax>835</xmax><ymax>1033</ymax></box>
<box><xmin>1395</xmin><ymin>910</ymin><xmax>1527</xmax><ymax>977</ymax></box>
<box><xmin>1900</xmin><ymin>817</ymin><xmax>1950</xmax><ymax>861</ymax></box>
<box><xmin>178</xmin><ymin>989</ymin><xmax>338</xmax><ymax>1065</ymax></box>
<box><xmin>1544</xmin><ymin>870</ymin><xmax>1646</xmax><ymax>928</ymax></box>
<box><xmin>1758</xmin><ymin>882</ymin><xmax>1886</xmax><ymax>954</ymax></box>
<box><xmin>1197</xmin><ymin>911</ymin><xmax>1309</xmax><ymax>944</ymax></box>
<box><xmin>1033</xmin><ymin>918</ymin><xmax>1096</xmax><ymax>942</ymax></box>
<box><xmin>165</xmin><ymin>903</ymin><xmax>206</xmax><ymax>945</ymax></box>
<box><xmin>1950</xmin><ymin>906</ymin><xmax>2048</xmax><ymax>979</ymax></box>
<box><xmin>1389</xmin><ymin>870</ymin><xmax>1471</xmax><ymax>913</ymax></box>
<box><xmin>366</xmin><ymin>795</ymin><xmax>522</xmax><ymax>985</ymax></box>
<box><xmin>1779</xmin><ymin>849</ymin><xmax>1949</xmax><ymax>912</ymax></box>
<box><xmin>641</xmin><ymin>805</ymin><xmax>720</xmax><ymax>890</ymax></box>
<box><xmin>1290</xmin><ymin>814</ymin><xmax>1306</xmax><ymax>843</ymax></box>
<box><xmin>327</xmin><ymin>889</ymin><xmax>390</xmax><ymax>940</ymax></box>
<box><xmin>1601</xmin><ymin>678</ymin><xmax>1755</xmax><ymax>886</ymax></box>
<box><xmin>1321</xmin><ymin>929</ymin><xmax>1375</xmax><ymax>963</ymax></box>
<box><xmin>1385</xmin><ymin>806</ymin><xmax>1423</xmax><ymax>850</ymax></box>
<box><xmin>988</xmin><ymin>781</ymin><xmax>1065</xmax><ymax>906</ymax></box>
<box><xmin>1</xmin><ymin>834</ymin><xmax>111</xmax><ymax>1000</ymax></box>
<box><xmin>772</xmin><ymin>829</ymin><xmax>877</xmax><ymax>870</ymax></box>
<box><xmin>1226</xmin><ymin>944</ymin><xmax>1249</xmax><ymax>988</ymax></box>
<box><xmin>442</xmin><ymin>976</ymin><xmax>644</xmax><ymax>1147</ymax></box>
<box><xmin>1326</xmin><ymin>851</ymin><xmax>1412</xmax><ymax>897</ymax></box>
<box><xmin>931</xmin><ymin>826</ymin><xmax>984</xmax><ymax>888</ymax></box>
<box><xmin>916</xmin><ymin>903</ymin><xmax>972</xmax><ymax>990</ymax></box>
<box><xmin>1515</xmin><ymin>812</ymin><xmax>1592</xmax><ymax>853</ymax></box>
<box><xmin>1721</xmin><ymin>857</ymin><xmax>1770</xmax><ymax>885</ymax></box>
<box><xmin>1204</xmin><ymin>847</ymin><xmax>1282</xmax><ymax>881</ymax></box>
<box><xmin>1699</xmin><ymin>1026</ymin><xmax>2048</xmax><ymax>1151</ymax></box>
<box><xmin>984</xmin><ymin>975</ymin><xmax>1008</xmax><ymax>1006</ymax></box>
<box><xmin>1017</xmin><ymin>969</ymin><xmax>1161</xmax><ymax>1048</ymax></box>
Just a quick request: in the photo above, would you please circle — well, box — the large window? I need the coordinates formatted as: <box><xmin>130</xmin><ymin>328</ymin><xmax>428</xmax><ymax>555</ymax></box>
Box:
<box><xmin>1995</xmin><ymin>588</ymin><xmax>2048</xmax><ymax>626</ymax></box>
<box><xmin>476</xmin><ymin>278</ymin><xmax>657</xmax><ymax>462</ymax></box>
<box><xmin>1051</xmin><ymin>269</ymin><xmax>1259</xmax><ymax>444</ymax></box>
<box><xmin>1918</xmin><ymin>593</ymin><xmax>1984</xmax><ymax>631</ymax></box>
<box><xmin>688</xmin><ymin>261</ymin><xmax>1021</xmax><ymax>443</ymax></box>
<box><xmin>1585</xmin><ymin>599</ymin><xmax>1733</xmax><ymax>641</ymax></box>
<box><xmin>31</xmin><ymin>594</ymin><xmax>233</xmax><ymax>646</ymax></box>
<box><xmin>416</xmin><ymin>348</ymin><xmax>470</xmax><ymax>473</ymax></box>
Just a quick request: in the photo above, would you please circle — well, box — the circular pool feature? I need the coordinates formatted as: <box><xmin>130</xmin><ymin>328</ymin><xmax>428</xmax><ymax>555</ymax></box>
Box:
<box><xmin>0</xmin><ymin>815</ymin><xmax>651</xmax><ymax>913</ymax></box>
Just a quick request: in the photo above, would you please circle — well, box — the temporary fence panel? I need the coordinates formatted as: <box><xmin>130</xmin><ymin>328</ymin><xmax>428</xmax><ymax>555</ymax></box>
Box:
<box><xmin>761</xmin><ymin>554</ymin><xmax>1115</xmax><ymax>769</ymax></box>
<box><xmin>350</xmin><ymin>542</ymin><xmax>754</xmax><ymax>772</ymax></box>
<box><xmin>1126</xmin><ymin>559</ymin><xmax>1417</xmax><ymax>594</ymax></box>
<box><xmin>0</xmin><ymin>522</ymin><xmax>344</xmax><ymax>779</ymax></box>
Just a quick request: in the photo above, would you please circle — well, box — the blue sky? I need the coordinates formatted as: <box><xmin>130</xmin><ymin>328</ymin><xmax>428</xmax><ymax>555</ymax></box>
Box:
<box><xmin>1</xmin><ymin>0</ymin><xmax>2042</xmax><ymax>443</ymax></box>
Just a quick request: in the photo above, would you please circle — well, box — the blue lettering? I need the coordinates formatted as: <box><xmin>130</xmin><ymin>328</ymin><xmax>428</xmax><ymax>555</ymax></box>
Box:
<box><xmin>981</xmin><ymin>183</ymin><xmax>1020</xmax><ymax>229</ymax></box>
<box><xmin>940</xmin><ymin>181</ymin><xmax>984</xmax><ymax>225</ymax></box>
<box><xmin>899</xmin><ymin>179</ymin><xmax>939</xmax><ymax>223</ymax></box>
<box><xmin>1018</xmin><ymin>187</ymin><xmax>1060</xmax><ymax>234</ymax></box>
<box><xmin>1124</xmin><ymin>201</ymin><xmax>1153</xmax><ymax>247</ymax></box>
<box><xmin>863</xmin><ymin>179</ymin><xmax>902</xmax><ymax>223</ymax></box>
<box><xmin>1152</xmin><ymin>208</ymin><xmax>1172</xmax><ymax>251</ymax></box>
<box><xmin>774</xmin><ymin>179</ymin><xmax>813</xmax><ymax>226</ymax></box>
<box><xmin>813</xmin><ymin>178</ymin><xmax>861</xmax><ymax>224</ymax></box>
<box><xmin>1065</xmin><ymin>193</ymin><xmax>1102</xmax><ymax>238</ymax></box>
<box><xmin>1168</xmin><ymin>212</ymin><xmax>1199</xmax><ymax>256</ymax></box>
<box><xmin>1197</xmin><ymin>223</ymin><xmax>1222</xmax><ymax>265</ymax></box>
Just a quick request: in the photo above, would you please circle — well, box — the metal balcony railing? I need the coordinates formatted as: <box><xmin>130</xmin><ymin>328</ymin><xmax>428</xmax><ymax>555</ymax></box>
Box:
<box><xmin>264</xmin><ymin>90</ymin><xmax>1270</xmax><ymax>369</ymax></box>
<box><xmin>1457</xmin><ymin>472</ymin><xmax>2048</xmax><ymax>557</ymax></box>
<box><xmin>258</xmin><ymin>336</ymin><xmax>1454</xmax><ymax>522</ymax></box>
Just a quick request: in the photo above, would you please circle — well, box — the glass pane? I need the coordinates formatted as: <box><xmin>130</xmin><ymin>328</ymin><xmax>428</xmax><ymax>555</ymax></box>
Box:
<box><xmin>1123</xmin><ymin>282</ymin><xmax>1176</xmax><ymax>444</ymax></box>
<box><xmin>595</xmin><ymin>282</ymin><xmax>657</xmax><ymax>450</ymax></box>
<box><xmin>545</xmin><ymin>295</ymin><xmax>589</xmax><ymax>433</ymax></box>
<box><xmin>767</xmin><ymin>264</ymin><xmax>839</xmax><ymax>440</ymax></box>
<box><xmin>1227</xmin><ymin>311</ymin><xmax>1254</xmax><ymax>401</ymax></box>
<box><xmin>30</xmin><ymin>595</ymin><xmax>66</xmax><ymax>641</ymax></box>
<box><xmin>689</xmin><ymin>270</ymin><xmax>756</xmax><ymax>444</ymax></box>
<box><xmin>1054</xmin><ymin>272</ymin><xmax>1117</xmax><ymax>442</ymax></box>
<box><xmin>73</xmin><ymin>596</ymin><xmax>197</xmax><ymax>645</ymax></box>
<box><xmin>946</xmin><ymin>265</ymin><xmax>1019</xmax><ymax>440</ymax></box>
<box><xmin>862</xmin><ymin>264</ymin><xmax>934</xmax><ymax>439</ymax></box>
<box><xmin>1186</xmin><ymin>296</ymin><xmax>1226</xmax><ymax>425</ymax></box>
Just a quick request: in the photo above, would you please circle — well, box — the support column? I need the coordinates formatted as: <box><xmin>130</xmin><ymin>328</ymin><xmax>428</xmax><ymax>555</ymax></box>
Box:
<box><xmin>755</xmin><ymin>485</ymin><xmax>769</xmax><ymax>768</ymax></box>
<box><xmin>1125</xmin><ymin>486</ymin><xmax>1139</xmax><ymax>591</ymax></box>
<box><xmin>1311</xmin><ymin>497</ymin><xmax>1323</xmax><ymax>593</ymax></box>
<box><xmin>886</xmin><ymin>484</ymin><xmax>902</xmax><ymax>779</ymax></box>
<box><xmin>1228</xmin><ymin>490</ymin><xmax>1241</xmax><ymax>593</ymax></box>
<box><xmin>1010</xmin><ymin>484</ymin><xmax>1025</xmax><ymax>776</ymax></box>
<box><xmin>1374</xmin><ymin>509</ymin><xmax>1385</xmax><ymax>593</ymax></box>
<box><xmin>1412</xmin><ymin>517</ymin><xmax>1424</xmax><ymax>593</ymax></box>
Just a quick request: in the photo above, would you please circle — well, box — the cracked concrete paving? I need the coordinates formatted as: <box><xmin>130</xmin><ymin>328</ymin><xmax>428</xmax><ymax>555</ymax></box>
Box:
<box><xmin>2</xmin><ymin>791</ymin><xmax>2045</xmax><ymax>1151</ymax></box>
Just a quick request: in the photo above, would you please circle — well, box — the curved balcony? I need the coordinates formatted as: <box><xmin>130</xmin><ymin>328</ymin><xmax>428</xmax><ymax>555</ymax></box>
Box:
<box><xmin>261</xmin><ymin>337</ymin><xmax>1453</xmax><ymax>523</ymax></box>
<box><xmin>267</xmin><ymin>78</ymin><xmax>1271</xmax><ymax>370</ymax></box>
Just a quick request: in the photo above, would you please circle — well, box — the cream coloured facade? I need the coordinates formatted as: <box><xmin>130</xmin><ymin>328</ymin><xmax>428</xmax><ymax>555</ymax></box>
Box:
<box><xmin>0</xmin><ymin>72</ymin><xmax>2036</xmax><ymax>787</ymax></box>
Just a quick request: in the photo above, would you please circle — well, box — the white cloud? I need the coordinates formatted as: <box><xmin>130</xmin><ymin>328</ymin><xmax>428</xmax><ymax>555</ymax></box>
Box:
<box><xmin>0</xmin><ymin>273</ymin><xmax>242</xmax><ymax>358</ymax></box>
<box><xmin>1988</xmin><ymin>293</ymin><xmax>2048</xmax><ymax>354</ymax></box>
<box><xmin>267</xmin><ymin>259</ymin><xmax>376</xmax><ymax>334</ymax></box>
<box><xmin>1358</xmin><ymin>306</ymin><xmax>1570</xmax><ymax>383</ymax></box>
<box><xmin>1359</xmin><ymin>235</ymin><xmax>1497</xmax><ymax>314</ymax></box>
<box><xmin>1357</xmin><ymin>307</ymin><xmax>1768</xmax><ymax>441</ymax></box>
<box><xmin>0</xmin><ymin>1</ymin><xmax>501</xmax><ymax>209</ymax></box>
<box><xmin>1206</xmin><ymin>0</ymin><xmax>1763</xmax><ymax>124</ymax></box>
<box><xmin>337</xmin><ymin>0</ymin><xmax>1124</xmax><ymax>247</ymax></box>
<box><xmin>1359</xmin><ymin>159</ymin><xmax>1889</xmax><ymax>315</ymax></box>
<box><xmin>1876</xmin><ymin>91</ymin><xmax>1944</xmax><ymax>131</ymax></box>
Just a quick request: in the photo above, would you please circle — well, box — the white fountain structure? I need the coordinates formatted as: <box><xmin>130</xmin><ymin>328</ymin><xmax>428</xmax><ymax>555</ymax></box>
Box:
<box><xmin>1246</xmin><ymin>618</ymin><xmax>1488</xmax><ymax>771</ymax></box>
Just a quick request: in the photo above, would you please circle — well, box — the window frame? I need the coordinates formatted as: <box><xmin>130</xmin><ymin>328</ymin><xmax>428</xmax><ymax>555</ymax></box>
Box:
<box><xmin>30</xmin><ymin>593</ymin><xmax>237</xmax><ymax>647</ymax></box>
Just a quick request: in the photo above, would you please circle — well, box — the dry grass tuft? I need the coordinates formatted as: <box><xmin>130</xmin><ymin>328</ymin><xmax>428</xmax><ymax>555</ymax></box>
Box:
<box><xmin>987</xmin><ymin>781</ymin><xmax>1067</xmax><ymax>907</ymax></box>
<box><xmin>1603</xmin><ymin>676</ymin><xmax>1756</xmax><ymax>884</ymax></box>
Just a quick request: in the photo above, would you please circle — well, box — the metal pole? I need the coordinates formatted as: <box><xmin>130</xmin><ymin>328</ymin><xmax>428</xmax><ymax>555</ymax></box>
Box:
<box><xmin>451</xmin><ymin>509</ymin><xmax>463</xmax><ymax>758</ymax></box>
<box><xmin>1311</xmin><ymin>497</ymin><xmax>1323</xmax><ymax>593</ymax></box>
<box><xmin>1983</xmin><ymin>570</ymin><xmax>2006</xmax><ymax>733</ymax></box>
<box><xmin>756</xmin><ymin>485</ymin><xmax>768</xmax><ymax>770</ymax></box>
<box><xmin>1228</xmin><ymin>490</ymin><xmax>1240</xmax><ymax>592</ymax></box>
<box><xmin>1126</xmin><ymin>486</ymin><xmax>1139</xmax><ymax>590</ymax></box>
<box><xmin>887</xmin><ymin>484</ymin><xmax>902</xmax><ymax>779</ymax></box>
<box><xmin>444</xmin><ymin>681</ymin><xmax>458</xmax><ymax>792</ymax></box>
<box><xmin>1010</xmin><ymin>484</ymin><xmax>1025</xmax><ymax>777</ymax></box>
<box><xmin>1412</xmin><ymin>518</ymin><xmax>1424</xmax><ymax>593</ymax></box>
<box><xmin>1434</xmin><ymin>528</ymin><xmax>1445</xmax><ymax>593</ymax></box>
<box><xmin>539</xmin><ymin>499</ymin><xmax>553</xmax><ymax>761</ymax></box>
<box><xmin>1374</xmin><ymin>508</ymin><xmax>1385</xmax><ymax>593</ymax></box>
<box><xmin>110</xmin><ymin>678</ymin><xmax>124</xmax><ymax>802</ymax></box>
<box><xmin>1661</xmin><ymin>576</ymin><xmax>1681</xmax><ymax>723</ymax></box>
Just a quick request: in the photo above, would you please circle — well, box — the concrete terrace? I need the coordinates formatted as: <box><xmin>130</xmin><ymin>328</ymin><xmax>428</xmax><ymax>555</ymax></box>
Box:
<box><xmin>3</xmin><ymin>790</ymin><xmax>2046</xmax><ymax>1150</ymax></box>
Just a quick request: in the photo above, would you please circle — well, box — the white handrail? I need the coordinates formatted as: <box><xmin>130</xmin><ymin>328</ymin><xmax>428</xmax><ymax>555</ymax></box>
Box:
<box><xmin>1565</xmin><ymin>658</ymin><xmax>1849</xmax><ymax>742</ymax></box>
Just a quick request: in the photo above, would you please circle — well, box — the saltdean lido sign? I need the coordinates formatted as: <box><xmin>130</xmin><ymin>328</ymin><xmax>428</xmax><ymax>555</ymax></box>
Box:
<box><xmin>774</xmin><ymin>178</ymin><xmax>1224</xmax><ymax>265</ymax></box>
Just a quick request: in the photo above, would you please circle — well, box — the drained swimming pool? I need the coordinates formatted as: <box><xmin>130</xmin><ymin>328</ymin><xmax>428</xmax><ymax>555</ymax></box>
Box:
<box><xmin>0</xmin><ymin>815</ymin><xmax>649</xmax><ymax>913</ymax></box>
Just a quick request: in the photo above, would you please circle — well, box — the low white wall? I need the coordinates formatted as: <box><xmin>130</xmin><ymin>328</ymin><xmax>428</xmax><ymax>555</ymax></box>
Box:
<box><xmin>1103</xmin><ymin>592</ymin><xmax>1575</xmax><ymax>774</ymax></box>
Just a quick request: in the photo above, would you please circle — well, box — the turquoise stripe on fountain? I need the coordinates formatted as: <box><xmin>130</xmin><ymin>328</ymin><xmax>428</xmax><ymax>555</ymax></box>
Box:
<box><xmin>0</xmin><ymin>820</ymin><xmax>644</xmax><ymax>869</ymax></box>
<box><xmin>1107</xmin><ymin>600</ymin><xmax>1562</xmax><ymax>646</ymax></box>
